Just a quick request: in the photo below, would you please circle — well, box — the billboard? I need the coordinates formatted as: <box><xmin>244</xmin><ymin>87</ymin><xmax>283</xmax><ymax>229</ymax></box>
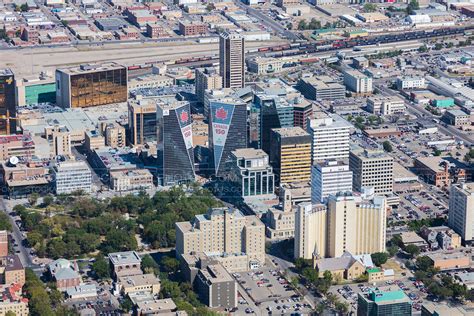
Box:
<box><xmin>210</xmin><ymin>101</ymin><xmax>235</xmax><ymax>174</ymax></box>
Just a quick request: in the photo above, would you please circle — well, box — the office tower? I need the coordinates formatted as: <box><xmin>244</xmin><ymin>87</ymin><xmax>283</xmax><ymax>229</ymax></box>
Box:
<box><xmin>448</xmin><ymin>183</ymin><xmax>474</xmax><ymax>243</ymax></box>
<box><xmin>52</xmin><ymin>161</ymin><xmax>92</xmax><ymax>195</ymax></box>
<box><xmin>50</xmin><ymin>126</ymin><xmax>72</xmax><ymax>157</ymax></box>
<box><xmin>311</xmin><ymin>161</ymin><xmax>353</xmax><ymax>203</ymax></box>
<box><xmin>56</xmin><ymin>62</ymin><xmax>127</xmax><ymax>108</ymax></box>
<box><xmin>175</xmin><ymin>207</ymin><xmax>265</xmax><ymax>266</ymax></box>
<box><xmin>230</xmin><ymin>148</ymin><xmax>274</xmax><ymax>198</ymax></box>
<box><xmin>195</xmin><ymin>264</ymin><xmax>237</xmax><ymax>309</ymax></box>
<box><xmin>307</xmin><ymin>114</ymin><xmax>351</xmax><ymax>163</ymax></box>
<box><xmin>327</xmin><ymin>194</ymin><xmax>386</xmax><ymax>258</ymax></box>
<box><xmin>0</xmin><ymin>69</ymin><xmax>16</xmax><ymax>135</ymax></box>
<box><xmin>256</xmin><ymin>94</ymin><xmax>294</xmax><ymax>154</ymax></box>
<box><xmin>350</xmin><ymin>147</ymin><xmax>394</xmax><ymax>196</ymax></box>
<box><xmin>219</xmin><ymin>32</ymin><xmax>245</xmax><ymax>89</ymax></box>
<box><xmin>294</xmin><ymin>202</ymin><xmax>327</xmax><ymax>260</ymax></box>
<box><xmin>209</xmin><ymin>98</ymin><xmax>247</xmax><ymax>178</ymax></box>
<box><xmin>357</xmin><ymin>289</ymin><xmax>412</xmax><ymax>316</ymax></box>
<box><xmin>156</xmin><ymin>99</ymin><xmax>195</xmax><ymax>186</ymax></box>
<box><xmin>0</xmin><ymin>230</ymin><xmax>7</xmax><ymax>257</ymax></box>
<box><xmin>128</xmin><ymin>98</ymin><xmax>157</xmax><ymax>146</ymax></box>
<box><xmin>296</xmin><ymin>75</ymin><xmax>345</xmax><ymax>101</ymax></box>
<box><xmin>269</xmin><ymin>127</ymin><xmax>311</xmax><ymax>185</ymax></box>
<box><xmin>293</xmin><ymin>101</ymin><xmax>313</xmax><ymax>130</ymax></box>
<box><xmin>195</xmin><ymin>67</ymin><xmax>222</xmax><ymax>105</ymax></box>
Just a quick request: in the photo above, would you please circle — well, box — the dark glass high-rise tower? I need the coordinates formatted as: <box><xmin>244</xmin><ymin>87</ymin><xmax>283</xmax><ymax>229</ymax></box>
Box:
<box><xmin>157</xmin><ymin>99</ymin><xmax>195</xmax><ymax>186</ymax></box>
<box><xmin>0</xmin><ymin>69</ymin><xmax>16</xmax><ymax>135</ymax></box>
<box><xmin>209</xmin><ymin>98</ymin><xmax>247</xmax><ymax>178</ymax></box>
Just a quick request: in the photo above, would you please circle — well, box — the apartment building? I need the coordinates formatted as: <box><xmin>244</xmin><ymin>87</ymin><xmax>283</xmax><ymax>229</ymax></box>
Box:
<box><xmin>195</xmin><ymin>264</ymin><xmax>237</xmax><ymax>309</ymax></box>
<box><xmin>103</xmin><ymin>122</ymin><xmax>126</xmax><ymax>148</ymax></box>
<box><xmin>307</xmin><ymin>114</ymin><xmax>352</xmax><ymax>163</ymax></box>
<box><xmin>0</xmin><ymin>231</ymin><xmax>7</xmax><ymax>257</ymax></box>
<box><xmin>349</xmin><ymin>147</ymin><xmax>394</xmax><ymax>196</ymax></box>
<box><xmin>51</xmin><ymin>161</ymin><xmax>92</xmax><ymax>195</ymax></box>
<box><xmin>175</xmin><ymin>207</ymin><xmax>265</xmax><ymax>269</ymax></box>
<box><xmin>343</xmin><ymin>70</ymin><xmax>373</xmax><ymax>95</ymax></box>
<box><xmin>269</xmin><ymin>127</ymin><xmax>312</xmax><ymax>185</ymax></box>
<box><xmin>50</xmin><ymin>126</ymin><xmax>72</xmax><ymax>157</ymax></box>
<box><xmin>294</xmin><ymin>202</ymin><xmax>328</xmax><ymax>259</ymax></box>
<box><xmin>311</xmin><ymin>160</ymin><xmax>353</xmax><ymax>203</ymax></box>
<box><xmin>448</xmin><ymin>183</ymin><xmax>474</xmax><ymax>243</ymax></box>
<box><xmin>0</xmin><ymin>255</ymin><xmax>25</xmax><ymax>287</ymax></box>
<box><xmin>294</xmin><ymin>193</ymin><xmax>387</xmax><ymax>259</ymax></box>
<box><xmin>195</xmin><ymin>67</ymin><xmax>222</xmax><ymax>105</ymax></box>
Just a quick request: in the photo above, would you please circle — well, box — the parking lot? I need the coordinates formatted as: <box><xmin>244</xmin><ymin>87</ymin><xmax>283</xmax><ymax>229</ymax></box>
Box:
<box><xmin>330</xmin><ymin>277</ymin><xmax>428</xmax><ymax>314</ymax></box>
<box><xmin>234</xmin><ymin>268</ymin><xmax>312</xmax><ymax>315</ymax></box>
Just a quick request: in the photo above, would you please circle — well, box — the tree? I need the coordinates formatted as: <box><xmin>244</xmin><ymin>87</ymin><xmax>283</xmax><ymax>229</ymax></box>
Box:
<box><xmin>406</xmin><ymin>0</ymin><xmax>419</xmax><ymax>14</ymax></box>
<box><xmin>28</xmin><ymin>193</ymin><xmax>39</xmax><ymax>206</ymax></box>
<box><xmin>433</xmin><ymin>149</ymin><xmax>442</xmax><ymax>156</ymax></box>
<box><xmin>363</xmin><ymin>3</ymin><xmax>377</xmax><ymax>12</ymax></box>
<box><xmin>309</xmin><ymin>18</ymin><xmax>321</xmax><ymax>30</ymax></box>
<box><xmin>335</xmin><ymin>301</ymin><xmax>349</xmax><ymax>315</ymax></box>
<box><xmin>298</xmin><ymin>20</ymin><xmax>307</xmax><ymax>30</ymax></box>
<box><xmin>91</xmin><ymin>255</ymin><xmax>110</xmax><ymax>280</ymax></box>
<box><xmin>0</xmin><ymin>213</ymin><xmax>12</xmax><ymax>231</ymax></box>
<box><xmin>141</xmin><ymin>254</ymin><xmax>159</xmax><ymax>275</ymax></box>
<box><xmin>418</xmin><ymin>45</ymin><xmax>428</xmax><ymax>53</ymax></box>
<box><xmin>290</xmin><ymin>276</ymin><xmax>299</xmax><ymax>289</ymax></box>
<box><xmin>405</xmin><ymin>244</ymin><xmax>420</xmax><ymax>258</ymax></box>
<box><xmin>371</xmin><ymin>252</ymin><xmax>389</xmax><ymax>266</ymax></box>
<box><xmin>161</xmin><ymin>256</ymin><xmax>180</xmax><ymax>273</ymax></box>
<box><xmin>382</xmin><ymin>141</ymin><xmax>393</xmax><ymax>152</ymax></box>
<box><xmin>42</xmin><ymin>195</ymin><xmax>54</xmax><ymax>207</ymax></box>
<box><xmin>314</xmin><ymin>303</ymin><xmax>325</xmax><ymax>315</ymax></box>
<box><xmin>434</xmin><ymin>43</ymin><xmax>443</xmax><ymax>50</ymax></box>
<box><xmin>120</xmin><ymin>297</ymin><xmax>134</xmax><ymax>313</ymax></box>
<box><xmin>416</xmin><ymin>256</ymin><xmax>433</xmax><ymax>271</ymax></box>
<box><xmin>387</xmin><ymin>244</ymin><xmax>399</xmax><ymax>257</ymax></box>
<box><xmin>20</xmin><ymin>3</ymin><xmax>28</xmax><ymax>11</ymax></box>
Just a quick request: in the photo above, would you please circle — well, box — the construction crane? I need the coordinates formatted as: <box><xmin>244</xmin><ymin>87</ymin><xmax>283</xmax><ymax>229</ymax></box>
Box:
<box><xmin>0</xmin><ymin>110</ymin><xmax>20</xmax><ymax>134</ymax></box>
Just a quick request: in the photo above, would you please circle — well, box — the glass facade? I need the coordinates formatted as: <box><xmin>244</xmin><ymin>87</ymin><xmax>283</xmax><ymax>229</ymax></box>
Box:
<box><xmin>135</xmin><ymin>112</ymin><xmax>157</xmax><ymax>144</ymax></box>
<box><xmin>157</xmin><ymin>102</ymin><xmax>195</xmax><ymax>186</ymax></box>
<box><xmin>25</xmin><ymin>83</ymin><xmax>56</xmax><ymax>105</ymax></box>
<box><xmin>0</xmin><ymin>72</ymin><xmax>16</xmax><ymax>135</ymax></box>
<box><xmin>70</xmin><ymin>68</ymin><xmax>127</xmax><ymax>108</ymax></box>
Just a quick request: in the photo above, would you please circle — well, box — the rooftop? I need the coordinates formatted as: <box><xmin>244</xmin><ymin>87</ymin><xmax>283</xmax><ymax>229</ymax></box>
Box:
<box><xmin>118</xmin><ymin>273</ymin><xmax>160</xmax><ymax>287</ymax></box>
<box><xmin>232</xmin><ymin>148</ymin><xmax>268</xmax><ymax>160</ymax></box>
<box><xmin>108</xmin><ymin>251</ymin><xmax>141</xmax><ymax>266</ymax></box>
<box><xmin>272</xmin><ymin>126</ymin><xmax>309</xmax><ymax>138</ymax></box>
<box><xmin>199</xmin><ymin>264</ymin><xmax>234</xmax><ymax>283</ymax></box>
<box><xmin>57</xmin><ymin>62</ymin><xmax>125</xmax><ymax>75</ymax></box>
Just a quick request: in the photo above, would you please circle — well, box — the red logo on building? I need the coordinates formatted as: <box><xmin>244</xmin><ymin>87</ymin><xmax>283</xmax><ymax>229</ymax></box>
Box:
<box><xmin>180</xmin><ymin>110</ymin><xmax>189</xmax><ymax>123</ymax></box>
<box><xmin>215</xmin><ymin>107</ymin><xmax>228</xmax><ymax>120</ymax></box>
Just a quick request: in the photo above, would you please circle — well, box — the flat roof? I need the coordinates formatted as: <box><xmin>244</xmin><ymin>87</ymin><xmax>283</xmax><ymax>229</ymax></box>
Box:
<box><xmin>272</xmin><ymin>126</ymin><xmax>309</xmax><ymax>138</ymax></box>
<box><xmin>108</xmin><ymin>251</ymin><xmax>141</xmax><ymax>265</ymax></box>
<box><xmin>200</xmin><ymin>264</ymin><xmax>234</xmax><ymax>283</ymax></box>
<box><xmin>118</xmin><ymin>273</ymin><xmax>160</xmax><ymax>287</ymax></box>
<box><xmin>232</xmin><ymin>148</ymin><xmax>268</xmax><ymax>160</ymax></box>
<box><xmin>57</xmin><ymin>62</ymin><xmax>125</xmax><ymax>75</ymax></box>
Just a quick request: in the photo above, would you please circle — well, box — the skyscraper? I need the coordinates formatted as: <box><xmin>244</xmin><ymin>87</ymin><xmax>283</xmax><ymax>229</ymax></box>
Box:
<box><xmin>311</xmin><ymin>160</ymin><xmax>353</xmax><ymax>203</ymax></box>
<box><xmin>209</xmin><ymin>98</ymin><xmax>247</xmax><ymax>178</ymax></box>
<box><xmin>448</xmin><ymin>182</ymin><xmax>474</xmax><ymax>243</ymax></box>
<box><xmin>157</xmin><ymin>99</ymin><xmax>195</xmax><ymax>186</ymax></box>
<box><xmin>195</xmin><ymin>67</ymin><xmax>222</xmax><ymax>106</ymax></box>
<box><xmin>0</xmin><ymin>69</ymin><xmax>16</xmax><ymax>135</ymax></box>
<box><xmin>219</xmin><ymin>32</ymin><xmax>245</xmax><ymax>89</ymax></box>
<box><xmin>128</xmin><ymin>97</ymin><xmax>157</xmax><ymax>146</ymax></box>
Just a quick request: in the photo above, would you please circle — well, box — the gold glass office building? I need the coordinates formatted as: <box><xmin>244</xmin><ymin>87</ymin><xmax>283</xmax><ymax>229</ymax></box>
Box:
<box><xmin>56</xmin><ymin>63</ymin><xmax>127</xmax><ymax>108</ymax></box>
<box><xmin>0</xmin><ymin>69</ymin><xmax>16</xmax><ymax>135</ymax></box>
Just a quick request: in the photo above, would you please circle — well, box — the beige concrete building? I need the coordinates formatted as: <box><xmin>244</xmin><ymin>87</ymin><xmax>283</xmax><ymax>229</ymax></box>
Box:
<box><xmin>349</xmin><ymin>147</ymin><xmax>394</xmax><ymax>196</ymax></box>
<box><xmin>247</xmin><ymin>57</ymin><xmax>284</xmax><ymax>75</ymax></box>
<box><xmin>314</xmin><ymin>252</ymin><xmax>365</xmax><ymax>281</ymax></box>
<box><xmin>103</xmin><ymin>122</ymin><xmax>126</xmax><ymax>148</ymax></box>
<box><xmin>0</xmin><ymin>288</ymin><xmax>29</xmax><ymax>316</ymax></box>
<box><xmin>175</xmin><ymin>208</ymin><xmax>265</xmax><ymax>270</ymax></box>
<box><xmin>327</xmin><ymin>194</ymin><xmax>386</xmax><ymax>258</ymax></box>
<box><xmin>294</xmin><ymin>202</ymin><xmax>328</xmax><ymax>260</ymax></box>
<box><xmin>0</xmin><ymin>135</ymin><xmax>36</xmax><ymax>161</ymax></box>
<box><xmin>109</xmin><ymin>169</ymin><xmax>154</xmax><ymax>192</ymax></box>
<box><xmin>108</xmin><ymin>251</ymin><xmax>142</xmax><ymax>279</ymax></box>
<box><xmin>84</xmin><ymin>130</ymin><xmax>105</xmax><ymax>151</ymax></box>
<box><xmin>195</xmin><ymin>67</ymin><xmax>222</xmax><ymax>105</ymax></box>
<box><xmin>117</xmin><ymin>273</ymin><xmax>160</xmax><ymax>295</ymax></box>
<box><xmin>0</xmin><ymin>255</ymin><xmax>26</xmax><ymax>287</ymax></box>
<box><xmin>448</xmin><ymin>183</ymin><xmax>474</xmax><ymax>243</ymax></box>
<box><xmin>49</xmin><ymin>126</ymin><xmax>72</xmax><ymax>157</ymax></box>
<box><xmin>367</xmin><ymin>96</ymin><xmax>405</xmax><ymax>116</ymax></box>
<box><xmin>294</xmin><ymin>193</ymin><xmax>387</xmax><ymax>259</ymax></box>
<box><xmin>0</xmin><ymin>231</ymin><xmax>7</xmax><ymax>257</ymax></box>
